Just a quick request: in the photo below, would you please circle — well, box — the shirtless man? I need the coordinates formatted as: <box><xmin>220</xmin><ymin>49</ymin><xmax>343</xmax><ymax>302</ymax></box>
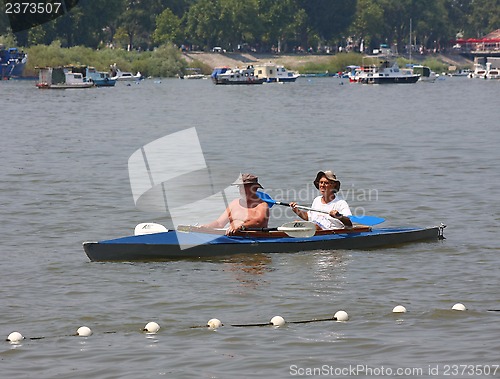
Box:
<box><xmin>202</xmin><ymin>173</ymin><xmax>269</xmax><ymax>235</ymax></box>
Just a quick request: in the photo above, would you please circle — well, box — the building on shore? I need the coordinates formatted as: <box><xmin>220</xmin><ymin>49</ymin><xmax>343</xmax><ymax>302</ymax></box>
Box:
<box><xmin>453</xmin><ymin>29</ymin><xmax>500</xmax><ymax>58</ymax></box>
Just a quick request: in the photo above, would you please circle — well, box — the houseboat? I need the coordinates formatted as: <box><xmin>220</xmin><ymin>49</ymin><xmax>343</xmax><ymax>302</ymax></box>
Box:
<box><xmin>36</xmin><ymin>67</ymin><xmax>93</xmax><ymax>89</ymax></box>
<box><xmin>254</xmin><ymin>63</ymin><xmax>300</xmax><ymax>82</ymax></box>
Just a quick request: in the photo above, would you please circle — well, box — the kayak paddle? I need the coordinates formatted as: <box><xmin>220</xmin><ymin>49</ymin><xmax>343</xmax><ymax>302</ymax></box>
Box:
<box><xmin>255</xmin><ymin>191</ymin><xmax>385</xmax><ymax>226</ymax></box>
<box><xmin>177</xmin><ymin>221</ymin><xmax>317</xmax><ymax>238</ymax></box>
<box><xmin>244</xmin><ymin>221</ymin><xmax>316</xmax><ymax>238</ymax></box>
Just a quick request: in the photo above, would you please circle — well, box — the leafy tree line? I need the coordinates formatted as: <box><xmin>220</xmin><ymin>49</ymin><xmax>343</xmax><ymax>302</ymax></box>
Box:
<box><xmin>0</xmin><ymin>0</ymin><xmax>498</xmax><ymax>53</ymax></box>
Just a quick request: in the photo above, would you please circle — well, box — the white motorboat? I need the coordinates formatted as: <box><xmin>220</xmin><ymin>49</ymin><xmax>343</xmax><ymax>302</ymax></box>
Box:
<box><xmin>350</xmin><ymin>61</ymin><xmax>420</xmax><ymax>84</ymax></box>
<box><xmin>411</xmin><ymin>65</ymin><xmax>438</xmax><ymax>82</ymax></box>
<box><xmin>470</xmin><ymin>63</ymin><xmax>487</xmax><ymax>79</ymax></box>
<box><xmin>109</xmin><ymin>64</ymin><xmax>142</xmax><ymax>81</ymax></box>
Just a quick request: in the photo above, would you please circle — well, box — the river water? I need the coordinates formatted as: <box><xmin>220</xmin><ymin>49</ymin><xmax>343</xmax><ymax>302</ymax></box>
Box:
<box><xmin>1</xmin><ymin>76</ymin><xmax>499</xmax><ymax>378</ymax></box>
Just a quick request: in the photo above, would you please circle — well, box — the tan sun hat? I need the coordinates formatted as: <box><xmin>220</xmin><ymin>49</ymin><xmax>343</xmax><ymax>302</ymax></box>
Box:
<box><xmin>313</xmin><ymin>170</ymin><xmax>340</xmax><ymax>189</ymax></box>
<box><xmin>232</xmin><ymin>173</ymin><xmax>263</xmax><ymax>189</ymax></box>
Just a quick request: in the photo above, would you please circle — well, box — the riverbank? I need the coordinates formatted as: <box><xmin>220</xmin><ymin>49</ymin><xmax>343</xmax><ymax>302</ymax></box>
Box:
<box><xmin>182</xmin><ymin>51</ymin><xmax>333</xmax><ymax>69</ymax></box>
<box><xmin>182</xmin><ymin>50</ymin><xmax>473</xmax><ymax>73</ymax></box>
<box><xmin>19</xmin><ymin>42</ymin><xmax>473</xmax><ymax>78</ymax></box>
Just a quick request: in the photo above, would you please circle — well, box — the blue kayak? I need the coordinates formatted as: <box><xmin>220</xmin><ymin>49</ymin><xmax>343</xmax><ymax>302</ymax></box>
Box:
<box><xmin>83</xmin><ymin>224</ymin><xmax>445</xmax><ymax>262</ymax></box>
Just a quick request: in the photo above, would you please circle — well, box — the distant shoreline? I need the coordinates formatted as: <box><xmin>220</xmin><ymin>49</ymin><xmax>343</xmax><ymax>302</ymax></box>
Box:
<box><xmin>182</xmin><ymin>51</ymin><xmax>473</xmax><ymax>71</ymax></box>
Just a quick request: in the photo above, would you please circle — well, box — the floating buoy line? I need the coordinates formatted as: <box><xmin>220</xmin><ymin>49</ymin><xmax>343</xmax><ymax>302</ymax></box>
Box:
<box><xmin>5</xmin><ymin>303</ymin><xmax>494</xmax><ymax>344</ymax></box>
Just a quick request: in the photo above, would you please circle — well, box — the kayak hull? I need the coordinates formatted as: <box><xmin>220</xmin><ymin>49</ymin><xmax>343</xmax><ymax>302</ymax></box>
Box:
<box><xmin>83</xmin><ymin>225</ymin><xmax>444</xmax><ymax>262</ymax></box>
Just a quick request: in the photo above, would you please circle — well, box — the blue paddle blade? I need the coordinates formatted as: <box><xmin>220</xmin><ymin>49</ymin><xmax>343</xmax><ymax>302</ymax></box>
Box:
<box><xmin>256</xmin><ymin>191</ymin><xmax>276</xmax><ymax>208</ymax></box>
<box><xmin>348</xmin><ymin>215</ymin><xmax>385</xmax><ymax>226</ymax></box>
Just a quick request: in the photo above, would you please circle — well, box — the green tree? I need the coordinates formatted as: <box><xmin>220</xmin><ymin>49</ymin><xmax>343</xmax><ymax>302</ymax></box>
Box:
<box><xmin>117</xmin><ymin>0</ymin><xmax>154</xmax><ymax>50</ymax></box>
<box><xmin>444</xmin><ymin>0</ymin><xmax>472</xmax><ymax>37</ymax></box>
<box><xmin>299</xmin><ymin>0</ymin><xmax>356</xmax><ymax>43</ymax></box>
<box><xmin>376</xmin><ymin>0</ymin><xmax>413</xmax><ymax>53</ymax></box>
<box><xmin>0</xmin><ymin>1</ymin><xmax>11</xmax><ymax>35</ymax></box>
<box><xmin>467</xmin><ymin>0</ymin><xmax>500</xmax><ymax>37</ymax></box>
<box><xmin>259</xmin><ymin>0</ymin><xmax>306</xmax><ymax>52</ymax></box>
<box><xmin>412</xmin><ymin>0</ymin><xmax>453</xmax><ymax>51</ymax></box>
<box><xmin>350</xmin><ymin>0</ymin><xmax>385</xmax><ymax>52</ymax></box>
<box><xmin>0</xmin><ymin>32</ymin><xmax>17</xmax><ymax>46</ymax></box>
<box><xmin>218</xmin><ymin>0</ymin><xmax>260</xmax><ymax>50</ymax></box>
<box><xmin>153</xmin><ymin>8</ymin><xmax>182</xmax><ymax>46</ymax></box>
<box><xmin>185</xmin><ymin>0</ymin><xmax>223</xmax><ymax>48</ymax></box>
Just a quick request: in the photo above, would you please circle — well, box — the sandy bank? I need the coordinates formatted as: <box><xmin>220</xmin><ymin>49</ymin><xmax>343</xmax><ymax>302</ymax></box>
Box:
<box><xmin>182</xmin><ymin>51</ymin><xmax>472</xmax><ymax>71</ymax></box>
<box><xmin>182</xmin><ymin>51</ymin><xmax>335</xmax><ymax>69</ymax></box>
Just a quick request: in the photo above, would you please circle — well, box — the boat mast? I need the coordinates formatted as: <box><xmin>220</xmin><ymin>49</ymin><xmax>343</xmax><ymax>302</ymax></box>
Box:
<box><xmin>409</xmin><ymin>18</ymin><xmax>412</xmax><ymax>65</ymax></box>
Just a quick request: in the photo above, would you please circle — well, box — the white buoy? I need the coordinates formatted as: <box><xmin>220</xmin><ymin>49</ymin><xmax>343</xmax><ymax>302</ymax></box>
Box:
<box><xmin>7</xmin><ymin>331</ymin><xmax>24</xmax><ymax>343</ymax></box>
<box><xmin>270</xmin><ymin>315</ymin><xmax>285</xmax><ymax>327</ymax></box>
<box><xmin>452</xmin><ymin>303</ymin><xmax>467</xmax><ymax>311</ymax></box>
<box><xmin>76</xmin><ymin>326</ymin><xmax>93</xmax><ymax>337</ymax></box>
<box><xmin>392</xmin><ymin>305</ymin><xmax>407</xmax><ymax>313</ymax></box>
<box><xmin>143</xmin><ymin>321</ymin><xmax>160</xmax><ymax>333</ymax></box>
<box><xmin>334</xmin><ymin>310</ymin><xmax>349</xmax><ymax>321</ymax></box>
<box><xmin>207</xmin><ymin>318</ymin><xmax>223</xmax><ymax>329</ymax></box>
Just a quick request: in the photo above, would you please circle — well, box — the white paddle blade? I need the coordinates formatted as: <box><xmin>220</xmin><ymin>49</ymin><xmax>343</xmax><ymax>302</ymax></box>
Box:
<box><xmin>134</xmin><ymin>222</ymin><xmax>168</xmax><ymax>235</ymax></box>
<box><xmin>278</xmin><ymin>221</ymin><xmax>316</xmax><ymax>238</ymax></box>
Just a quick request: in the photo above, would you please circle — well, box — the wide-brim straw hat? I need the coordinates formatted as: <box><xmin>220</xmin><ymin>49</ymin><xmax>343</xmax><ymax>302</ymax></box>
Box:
<box><xmin>313</xmin><ymin>170</ymin><xmax>340</xmax><ymax>189</ymax></box>
<box><xmin>232</xmin><ymin>173</ymin><xmax>263</xmax><ymax>189</ymax></box>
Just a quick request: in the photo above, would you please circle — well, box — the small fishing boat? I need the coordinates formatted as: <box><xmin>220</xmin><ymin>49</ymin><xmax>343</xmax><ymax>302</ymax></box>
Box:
<box><xmin>83</xmin><ymin>222</ymin><xmax>445</xmax><ymax>262</ymax></box>
<box><xmin>86</xmin><ymin>67</ymin><xmax>116</xmax><ymax>86</ymax></box>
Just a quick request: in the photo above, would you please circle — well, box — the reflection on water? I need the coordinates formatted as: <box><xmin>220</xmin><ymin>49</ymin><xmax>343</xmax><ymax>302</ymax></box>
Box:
<box><xmin>312</xmin><ymin>250</ymin><xmax>347</xmax><ymax>279</ymax></box>
<box><xmin>222</xmin><ymin>254</ymin><xmax>274</xmax><ymax>288</ymax></box>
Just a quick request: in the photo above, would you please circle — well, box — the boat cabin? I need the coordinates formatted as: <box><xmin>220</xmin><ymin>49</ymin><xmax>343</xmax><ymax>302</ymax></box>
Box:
<box><xmin>254</xmin><ymin>63</ymin><xmax>299</xmax><ymax>82</ymax></box>
<box><xmin>254</xmin><ymin>64</ymin><xmax>276</xmax><ymax>80</ymax></box>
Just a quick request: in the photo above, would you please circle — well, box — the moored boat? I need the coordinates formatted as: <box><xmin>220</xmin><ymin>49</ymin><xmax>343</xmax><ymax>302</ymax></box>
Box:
<box><xmin>0</xmin><ymin>46</ymin><xmax>27</xmax><ymax>79</ymax></box>
<box><xmin>411</xmin><ymin>65</ymin><xmax>438</xmax><ymax>82</ymax></box>
<box><xmin>351</xmin><ymin>61</ymin><xmax>420</xmax><ymax>84</ymax></box>
<box><xmin>86</xmin><ymin>67</ymin><xmax>116</xmax><ymax>86</ymax></box>
<box><xmin>470</xmin><ymin>63</ymin><xmax>487</xmax><ymax>78</ymax></box>
<box><xmin>211</xmin><ymin>65</ymin><xmax>265</xmax><ymax>85</ymax></box>
<box><xmin>486</xmin><ymin>68</ymin><xmax>500</xmax><ymax>79</ymax></box>
<box><xmin>109</xmin><ymin>64</ymin><xmax>142</xmax><ymax>81</ymax></box>
<box><xmin>83</xmin><ymin>223</ymin><xmax>445</xmax><ymax>262</ymax></box>
<box><xmin>254</xmin><ymin>63</ymin><xmax>300</xmax><ymax>82</ymax></box>
<box><xmin>449</xmin><ymin>68</ymin><xmax>472</xmax><ymax>77</ymax></box>
<box><xmin>469</xmin><ymin>63</ymin><xmax>500</xmax><ymax>79</ymax></box>
<box><xmin>36</xmin><ymin>67</ymin><xmax>93</xmax><ymax>89</ymax></box>
<box><xmin>180</xmin><ymin>68</ymin><xmax>206</xmax><ymax>79</ymax></box>
<box><xmin>485</xmin><ymin>62</ymin><xmax>500</xmax><ymax>79</ymax></box>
